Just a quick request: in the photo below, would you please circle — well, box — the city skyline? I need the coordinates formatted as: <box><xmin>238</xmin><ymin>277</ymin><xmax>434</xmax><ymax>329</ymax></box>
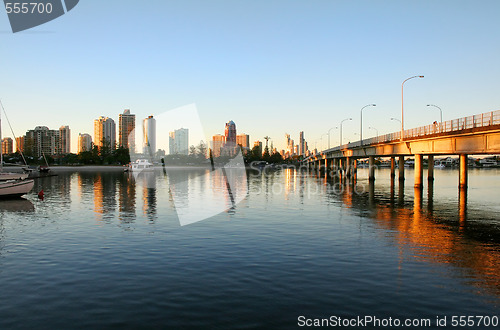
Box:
<box><xmin>2</xmin><ymin>1</ymin><xmax>500</xmax><ymax>154</ymax></box>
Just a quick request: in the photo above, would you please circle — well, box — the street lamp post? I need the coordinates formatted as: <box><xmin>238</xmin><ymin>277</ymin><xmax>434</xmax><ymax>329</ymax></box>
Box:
<box><xmin>340</xmin><ymin>118</ymin><xmax>352</xmax><ymax>146</ymax></box>
<box><xmin>360</xmin><ymin>104</ymin><xmax>376</xmax><ymax>146</ymax></box>
<box><xmin>390</xmin><ymin>117</ymin><xmax>401</xmax><ymax>124</ymax></box>
<box><xmin>426</xmin><ymin>104</ymin><xmax>443</xmax><ymax>124</ymax></box>
<box><xmin>401</xmin><ymin>75</ymin><xmax>424</xmax><ymax>141</ymax></box>
<box><xmin>327</xmin><ymin>127</ymin><xmax>338</xmax><ymax>149</ymax></box>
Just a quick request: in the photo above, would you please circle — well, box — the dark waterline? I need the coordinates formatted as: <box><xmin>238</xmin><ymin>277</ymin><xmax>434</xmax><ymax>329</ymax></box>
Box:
<box><xmin>0</xmin><ymin>168</ymin><xmax>498</xmax><ymax>329</ymax></box>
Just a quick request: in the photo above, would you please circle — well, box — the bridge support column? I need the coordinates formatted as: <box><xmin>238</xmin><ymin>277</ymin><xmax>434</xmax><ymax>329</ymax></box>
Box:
<box><xmin>369</xmin><ymin>156</ymin><xmax>375</xmax><ymax>182</ymax></box>
<box><xmin>324</xmin><ymin>158</ymin><xmax>328</xmax><ymax>172</ymax></box>
<box><xmin>398</xmin><ymin>156</ymin><xmax>405</xmax><ymax>181</ymax></box>
<box><xmin>352</xmin><ymin>159</ymin><xmax>357</xmax><ymax>180</ymax></box>
<box><xmin>459</xmin><ymin>154</ymin><xmax>468</xmax><ymax>188</ymax></box>
<box><xmin>414</xmin><ymin>154</ymin><xmax>423</xmax><ymax>188</ymax></box>
<box><xmin>390</xmin><ymin>157</ymin><xmax>396</xmax><ymax>178</ymax></box>
<box><xmin>346</xmin><ymin>157</ymin><xmax>351</xmax><ymax>178</ymax></box>
<box><xmin>427</xmin><ymin>155</ymin><xmax>434</xmax><ymax>181</ymax></box>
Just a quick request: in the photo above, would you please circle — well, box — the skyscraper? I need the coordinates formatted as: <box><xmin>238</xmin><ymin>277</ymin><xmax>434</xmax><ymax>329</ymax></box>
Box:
<box><xmin>94</xmin><ymin>116</ymin><xmax>116</xmax><ymax>149</ymax></box>
<box><xmin>2</xmin><ymin>137</ymin><xmax>13</xmax><ymax>155</ymax></box>
<box><xmin>225</xmin><ymin>120</ymin><xmax>236</xmax><ymax>145</ymax></box>
<box><xmin>299</xmin><ymin>131</ymin><xmax>305</xmax><ymax>156</ymax></box>
<box><xmin>212</xmin><ymin>134</ymin><xmax>225</xmax><ymax>158</ymax></box>
<box><xmin>143</xmin><ymin>115</ymin><xmax>156</xmax><ymax>156</ymax></box>
<box><xmin>78</xmin><ymin>133</ymin><xmax>92</xmax><ymax>153</ymax></box>
<box><xmin>253</xmin><ymin>140</ymin><xmax>263</xmax><ymax>156</ymax></box>
<box><xmin>59</xmin><ymin>125</ymin><xmax>71</xmax><ymax>154</ymax></box>
<box><xmin>169</xmin><ymin>132</ymin><xmax>175</xmax><ymax>155</ymax></box>
<box><xmin>25</xmin><ymin>126</ymin><xmax>60</xmax><ymax>157</ymax></box>
<box><xmin>236</xmin><ymin>133</ymin><xmax>250</xmax><ymax>148</ymax></box>
<box><xmin>15</xmin><ymin>136</ymin><xmax>24</xmax><ymax>153</ymax></box>
<box><xmin>119</xmin><ymin>109</ymin><xmax>135</xmax><ymax>152</ymax></box>
<box><xmin>174</xmin><ymin>128</ymin><xmax>189</xmax><ymax>155</ymax></box>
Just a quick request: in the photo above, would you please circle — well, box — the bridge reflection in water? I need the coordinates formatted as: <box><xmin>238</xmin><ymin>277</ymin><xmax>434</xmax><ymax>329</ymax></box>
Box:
<box><xmin>305</xmin><ymin>167</ymin><xmax>500</xmax><ymax>300</ymax></box>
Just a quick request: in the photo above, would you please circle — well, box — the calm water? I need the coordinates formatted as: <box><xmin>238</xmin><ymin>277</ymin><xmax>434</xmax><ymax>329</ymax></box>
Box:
<box><xmin>0</xmin><ymin>167</ymin><xmax>499</xmax><ymax>329</ymax></box>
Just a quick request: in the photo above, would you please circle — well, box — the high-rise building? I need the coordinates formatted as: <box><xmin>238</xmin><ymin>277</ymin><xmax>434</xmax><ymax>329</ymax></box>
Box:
<box><xmin>299</xmin><ymin>131</ymin><xmax>305</xmax><ymax>156</ymax></box>
<box><xmin>212</xmin><ymin>134</ymin><xmax>225</xmax><ymax>158</ymax></box>
<box><xmin>143</xmin><ymin>115</ymin><xmax>156</xmax><ymax>156</ymax></box>
<box><xmin>172</xmin><ymin>128</ymin><xmax>189</xmax><ymax>155</ymax></box>
<box><xmin>236</xmin><ymin>133</ymin><xmax>250</xmax><ymax>148</ymax></box>
<box><xmin>59</xmin><ymin>125</ymin><xmax>71</xmax><ymax>154</ymax></box>
<box><xmin>94</xmin><ymin>116</ymin><xmax>116</xmax><ymax>149</ymax></box>
<box><xmin>225</xmin><ymin>120</ymin><xmax>236</xmax><ymax>145</ymax></box>
<box><xmin>25</xmin><ymin>126</ymin><xmax>60</xmax><ymax>157</ymax></box>
<box><xmin>78</xmin><ymin>133</ymin><xmax>92</xmax><ymax>153</ymax></box>
<box><xmin>169</xmin><ymin>132</ymin><xmax>175</xmax><ymax>155</ymax></box>
<box><xmin>253</xmin><ymin>140</ymin><xmax>263</xmax><ymax>156</ymax></box>
<box><xmin>2</xmin><ymin>137</ymin><xmax>13</xmax><ymax>155</ymax></box>
<box><xmin>119</xmin><ymin>109</ymin><xmax>135</xmax><ymax>152</ymax></box>
<box><xmin>15</xmin><ymin>136</ymin><xmax>24</xmax><ymax>153</ymax></box>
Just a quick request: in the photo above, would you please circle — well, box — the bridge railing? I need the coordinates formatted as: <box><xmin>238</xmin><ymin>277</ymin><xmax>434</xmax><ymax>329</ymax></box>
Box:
<box><xmin>317</xmin><ymin>110</ymin><xmax>500</xmax><ymax>158</ymax></box>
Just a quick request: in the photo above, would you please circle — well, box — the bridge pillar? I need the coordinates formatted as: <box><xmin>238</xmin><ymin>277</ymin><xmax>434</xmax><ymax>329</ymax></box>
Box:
<box><xmin>390</xmin><ymin>157</ymin><xmax>396</xmax><ymax>178</ymax></box>
<box><xmin>398</xmin><ymin>156</ymin><xmax>405</xmax><ymax>181</ymax></box>
<box><xmin>369</xmin><ymin>156</ymin><xmax>375</xmax><ymax>182</ymax></box>
<box><xmin>414</xmin><ymin>154</ymin><xmax>423</xmax><ymax>188</ymax></box>
<box><xmin>346</xmin><ymin>157</ymin><xmax>351</xmax><ymax>178</ymax></box>
<box><xmin>324</xmin><ymin>158</ymin><xmax>328</xmax><ymax>172</ymax></box>
<box><xmin>427</xmin><ymin>155</ymin><xmax>434</xmax><ymax>181</ymax></box>
<box><xmin>352</xmin><ymin>159</ymin><xmax>357</xmax><ymax>180</ymax></box>
<box><xmin>459</xmin><ymin>154</ymin><xmax>468</xmax><ymax>188</ymax></box>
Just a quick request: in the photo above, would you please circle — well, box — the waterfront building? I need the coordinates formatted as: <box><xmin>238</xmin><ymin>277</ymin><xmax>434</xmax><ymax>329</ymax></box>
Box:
<box><xmin>118</xmin><ymin>109</ymin><xmax>135</xmax><ymax>152</ymax></box>
<box><xmin>78</xmin><ymin>133</ymin><xmax>92</xmax><ymax>153</ymax></box>
<box><xmin>299</xmin><ymin>131</ymin><xmax>305</xmax><ymax>156</ymax></box>
<box><xmin>24</xmin><ymin>126</ymin><xmax>61</xmax><ymax>157</ymax></box>
<box><xmin>59</xmin><ymin>125</ymin><xmax>71</xmax><ymax>154</ymax></box>
<box><xmin>15</xmin><ymin>136</ymin><xmax>24</xmax><ymax>153</ymax></box>
<box><xmin>253</xmin><ymin>140</ymin><xmax>263</xmax><ymax>156</ymax></box>
<box><xmin>169</xmin><ymin>128</ymin><xmax>189</xmax><ymax>155</ymax></box>
<box><xmin>212</xmin><ymin>134</ymin><xmax>225</xmax><ymax>158</ymax></box>
<box><xmin>236</xmin><ymin>133</ymin><xmax>250</xmax><ymax>149</ymax></box>
<box><xmin>143</xmin><ymin>115</ymin><xmax>156</xmax><ymax>156</ymax></box>
<box><xmin>225</xmin><ymin>120</ymin><xmax>236</xmax><ymax>145</ymax></box>
<box><xmin>94</xmin><ymin>116</ymin><xmax>116</xmax><ymax>150</ymax></box>
<box><xmin>2</xmin><ymin>137</ymin><xmax>13</xmax><ymax>155</ymax></box>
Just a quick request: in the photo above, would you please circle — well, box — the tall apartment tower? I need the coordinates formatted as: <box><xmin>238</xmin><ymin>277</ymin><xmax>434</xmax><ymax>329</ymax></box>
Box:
<box><xmin>299</xmin><ymin>131</ymin><xmax>305</xmax><ymax>156</ymax></box>
<box><xmin>25</xmin><ymin>126</ymin><xmax>60</xmax><ymax>157</ymax></box>
<box><xmin>59</xmin><ymin>125</ymin><xmax>71</xmax><ymax>154</ymax></box>
<box><xmin>119</xmin><ymin>109</ymin><xmax>135</xmax><ymax>152</ymax></box>
<box><xmin>94</xmin><ymin>116</ymin><xmax>116</xmax><ymax>149</ymax></box>
<box><xmin>15</xmin><ymin>136</ymin><xmax>24</xmax><ymax>153</ymax></box>
<box><xmin>212</xmin><ymin>134</ymin><xmax>226</xmax><ymax>158</ymax></box>
<box><xmin>236</xmin><ymin>134</ymin><xmax>250</xmax><ymax>148</ymax></box>
<box><xmin>174</xmin><ymin>128</ymin><xmax>189</xmax><ymax>155</ymax></box>
<box><xmin>143</xmin><ymin>115</ymin><xmax>156</xmax><ymax>156</ymax></box>
<box><xmin>78</xmin><ymin>133</ymin><xmax>93</xmax><ymax>153</ymax></box>
<box><xmin>224</xmin><ymin>120</ymin><xmax>236</xmax><ymax>145</ymax></box>
<box><xmin>2</xmin><ymin>137</ymin><xmax>13</xmax><ymax>155</ymax></box>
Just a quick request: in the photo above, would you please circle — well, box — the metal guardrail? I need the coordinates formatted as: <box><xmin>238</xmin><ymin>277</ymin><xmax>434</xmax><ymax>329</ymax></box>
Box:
<box><xmin>308</xmin><ymin>110</ymin><xmax>500</xmax><ymax>159</ymax></box>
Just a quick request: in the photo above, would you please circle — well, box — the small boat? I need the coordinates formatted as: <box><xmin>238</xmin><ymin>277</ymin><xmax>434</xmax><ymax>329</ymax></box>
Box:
<box><xmin>130</xmin><ymin>159</ymin><xmax>154</xmax><ymax>172</ymax></box>
<box><xmin>0</xmin><ymin>101</ymin><xmax>34</xmax><ymax>198</ymax></box>
<box><xmin>435</xmin><ymin>163</ymin><xmax>446</xmax><ymax>169</ymax></box>
<box><xmin>0</xmin><ymin>179</ymin><xmax>34</xmax><ymax>198</ymax></box>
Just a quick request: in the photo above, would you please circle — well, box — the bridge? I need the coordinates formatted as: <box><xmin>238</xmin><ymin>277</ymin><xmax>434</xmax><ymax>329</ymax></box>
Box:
<box><xmin>304</xmin><ymin>110</ymin><xmax>500</xmax><ymax>190</ymax></box>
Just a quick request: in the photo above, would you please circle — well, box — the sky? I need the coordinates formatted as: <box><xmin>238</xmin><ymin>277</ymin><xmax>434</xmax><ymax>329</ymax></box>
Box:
<box><xmin>1</xmin><ymin>0</ymin><xmax>500</xmax><ymax>153</ymax></box>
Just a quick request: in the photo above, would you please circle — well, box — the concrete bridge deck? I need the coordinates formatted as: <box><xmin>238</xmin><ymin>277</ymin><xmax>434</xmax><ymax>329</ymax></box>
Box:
<box><xmin>304</xmin><ymin>110</ymin><xmax>500</xmax><ymax>189</ymax></box>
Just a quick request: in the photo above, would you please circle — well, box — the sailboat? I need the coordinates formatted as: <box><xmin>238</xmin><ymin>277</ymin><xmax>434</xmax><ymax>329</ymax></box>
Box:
<box><xmin>0</xmin><ymin>102</ymin><xmax>34</xmax><ymax>198</ymax></box>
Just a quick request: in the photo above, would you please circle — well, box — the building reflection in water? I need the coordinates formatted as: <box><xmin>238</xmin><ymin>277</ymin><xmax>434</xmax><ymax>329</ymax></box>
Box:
<box><xmin>118</xmin><ymin>173</ymin><xmax>136</xmax><ymax>223</ymax></box>
<box><xmin>168</xmin><ymin>165</ymin><xmax>248</xmax><ymax>226</ymax></box>
<box><xmin>93</xmin><ymin>172</ymin><xmax>117</xmax><ymax>222</ymax></box>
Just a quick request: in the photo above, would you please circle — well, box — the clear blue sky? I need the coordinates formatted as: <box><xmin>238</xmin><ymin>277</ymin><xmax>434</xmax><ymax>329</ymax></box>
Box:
<box><xmin>1</xmin><ymin>0</ymin><xmax>500</xmax><ymax>153</ymax></box>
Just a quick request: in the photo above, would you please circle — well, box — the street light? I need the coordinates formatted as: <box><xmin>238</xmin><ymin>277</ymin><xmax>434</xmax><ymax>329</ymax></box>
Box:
<box><xmin>390</xmin><ymin>117</ymin><xmax>401</xmax><ymax>123</ymax></box>
<box><xmin>340</xmin><ymin>117</ymin><xmax>352</xmax><ymax>146</ymax></box>
<box><xmin>327</xmin><ymin>126</ymin><xmax>338</xmax><ymax>149</ymax></box>
<box><xmin>401</xmin><ymin>75</ymin><xmax>424</xmax><ymax>141</ymax></box>
<box><xmin>360</xmin><ymin>104</ymin><xmax>376</xmax><ymax>146</ymax></box>
<box><xmin>426</xmin><ymin>104</ymin><xmax>443</xmax><ymax>124</ymax></box>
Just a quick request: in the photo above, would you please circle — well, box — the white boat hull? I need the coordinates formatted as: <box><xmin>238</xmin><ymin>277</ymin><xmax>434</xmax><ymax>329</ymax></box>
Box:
<box><xmin>0</xmin><ymin>179</ymin><xmax>34</xmax><ymax>198</ymax></box>
<box><xmin>0</xmin><ymin>172</ymin><xmax>29</xmax><ymax>181</ymax></box>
